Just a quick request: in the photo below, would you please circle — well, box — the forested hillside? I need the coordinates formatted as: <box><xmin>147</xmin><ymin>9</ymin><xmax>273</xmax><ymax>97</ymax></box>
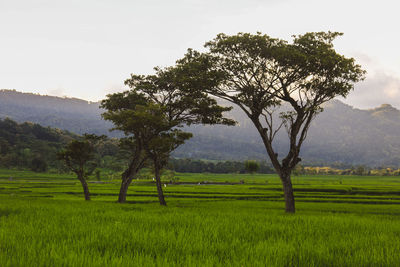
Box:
<box><xmin>179</xmin><ymin>100</ymin><xmax>400</xmax><ymax>167</ymax></box>
<box><xmin>1</xmin><ymin>89</ymin><xmax>400</xmax><ymax>167</ymax></box>
<box><xmin>0</xmin><ymin>90</ymin><xmax>115</xmax><ymax>136</ymax></box>
<box><xmin>0</xmin><ymin>118</ymin><xmax>77</xmax><ymax>170</ymax></box>
<box><xmin>0</xmin><ymin>117</ymin><xmax>125</xmax><ymax>171</ymax></box>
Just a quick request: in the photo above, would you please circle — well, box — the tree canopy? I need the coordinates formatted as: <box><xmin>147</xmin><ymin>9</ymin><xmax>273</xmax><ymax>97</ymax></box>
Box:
<box><xmin>176</xmin><ymin>31</ymin><xmax>365</xmax><ymax>212</ymax></box>
<box><xmin>101</xmin><ymin>65</ymin><xmax>235</xmax><ymax>204</ymax></box>
<box><xmin>57</xmin><ymin>137</ymin><xmax>100</xmax><ymax>201</ymax></box>
<box><xmin>245</xmin><ymin>160</ymin><xmax>260</xmax><ymax>174</ymax></box>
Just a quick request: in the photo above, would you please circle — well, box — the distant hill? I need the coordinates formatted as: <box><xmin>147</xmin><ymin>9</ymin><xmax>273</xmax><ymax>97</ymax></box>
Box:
<box><xmin>0</xmin><ymin>117</ymin><xmax>77</xmax><ymax>170</ymax></box>
<box><xmin>0</xmin><ymin>90</ymin><xmax>115</xmax><ymax>136</ymax></box>
<box><xmin>177</xmin><ymin>100</ymin><xmax>400</xmax><ymax>167</ymax></box>
<box><xmin>1</xmin><ymin>89</ymin><xmax>400</xmax><ymax>167</ymax></box>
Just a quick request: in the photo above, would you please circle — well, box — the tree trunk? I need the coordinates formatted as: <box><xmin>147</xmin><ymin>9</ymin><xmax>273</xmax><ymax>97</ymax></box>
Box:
<box><xmin>280</xmin><ymin>172</ymin><xmax>295</xmax><ymax>213</ymax></box>
<box><xmin>117</xmin><ymin>154</ymin><xmax>146</xmax><ymax>203</ymax></box>
<box><xmin>118</xmin><ymin>178</ymin><xmax>131</xmax><ymax>203</ymax></box>
<box><xmin>154</xmin><ymin>165</ymin><xmax>166</xmax><ymax>206</ymax></box>
<box><xmin>78</xmin><ymin>177</ymin><xmax>91</xmax><ymax>201</ymax></box>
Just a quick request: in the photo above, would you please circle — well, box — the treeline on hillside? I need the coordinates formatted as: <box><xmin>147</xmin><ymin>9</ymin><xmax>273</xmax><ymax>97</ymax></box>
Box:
<box><xmin>169</xmin><ymin>158</ymin><xmax>274</xmax><ymax>174</ymax></box>
<box><xmin>0</xmin><ymin>118</ymin><xmax>126</xmax><ymax>172</ymax></box>
<box><xmin>295</xmin><ymin>166</ymin><xmax>400</xmax><ymax>176</ymax></box>
<box><xmin>0</xmin><ymin>118</ymin><xmax>73</xmax><ymax>171</ymax></box>
<box><xmin>0</xmin><ymin>89</ymin><xmax>116</xmax><ymax>136</ymax></box>
<box><xmin>1</xmin><ymin>118</ymin><xmax>399</xmax><ymax>176</ymax></box>
<box><xmin>0</xmin><ymin>118</ymin><xmax>274</xmax><ymax>174</ymax></box>
<box><xmin>2</xmin><ymin>90</ymin><xmax>400</xmax><ymax>168</ymax></box>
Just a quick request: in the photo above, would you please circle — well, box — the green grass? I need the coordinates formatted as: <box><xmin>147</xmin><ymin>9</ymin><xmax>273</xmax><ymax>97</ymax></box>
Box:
<box><xmin>1</xmin><ymin>169</ymin><xmax>400</xmax><ymax>266</ymax></box>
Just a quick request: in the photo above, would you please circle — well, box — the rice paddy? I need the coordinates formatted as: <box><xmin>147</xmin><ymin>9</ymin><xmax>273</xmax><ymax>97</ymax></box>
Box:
<box><xmin>1</xmin><ymin>170</ymin><xmax>400</xmax><ymax>266</ymax></box>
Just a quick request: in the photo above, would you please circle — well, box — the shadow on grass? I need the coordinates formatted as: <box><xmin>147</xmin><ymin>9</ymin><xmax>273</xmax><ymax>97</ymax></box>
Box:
<box><xmin>123</xmin><ymin>200</ymin><xmax>159</xmax><ymax>205</ymax></box>
<box><xmin>9</xmin><ymin>189</ymin><xmax>400</xmax><ymax>205</ymax></box>
<box><xmin>0</xmin><ymin>208</ymin><xmax>21</xmax><ymax>218</ymax></box>
<box><xmin>135</xmin><ymin>190</ymin><xmax>275</xmax><ymax>196</ymax></box>
<box><xmin>250</xmin><ymin>187</ymin><xmax>400</xmax><ymax>196</ymax></box>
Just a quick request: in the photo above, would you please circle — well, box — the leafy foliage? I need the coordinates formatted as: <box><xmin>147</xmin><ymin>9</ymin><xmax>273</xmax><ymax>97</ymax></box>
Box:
<box><xmin>0</xmin><ymin>118</ymin><xmax>75</xmax><ymax>170</ymax></box>
<box><xmin>101</xmin><ymin>64</ymin><xmax>235</xmax><ymax>204</ymax></box>
<box><xmin>177</xmin><ymin>31</ymin><xmax>365</xmax><ymax>212</ymax></box>
<box><xmin>2</xmin><ymin>90</ymin><xmax>400</xmax><ymax>167</ymax></box>
<box><xmin>244</xmin><ymin>160</ymin><xmax>260</xmax><ymax>174</ymax></box>
<box><xmin>0</xmin><ymin>118</ymin><xmax>125</xmax><ymax>172</ymax></box>
<box><xmin>57</xmin><ymin>140</ymin><xmax>97</xmax><ymax>179</ymax></box>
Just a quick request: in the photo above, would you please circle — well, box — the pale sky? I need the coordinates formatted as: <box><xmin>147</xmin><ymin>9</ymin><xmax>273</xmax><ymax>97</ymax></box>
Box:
<box><xmin>1</xmin><ymin>0</ymin><xmax>399</xmax><ymax>108</ymax></box>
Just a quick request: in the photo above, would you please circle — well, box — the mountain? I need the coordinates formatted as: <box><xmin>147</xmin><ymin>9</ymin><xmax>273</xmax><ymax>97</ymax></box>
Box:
<box><xmin>177</xmin><ymin>100</ymin><xmax>400</xmax><ymax>167</ymax></box>
<box><xmin>0</xmin><ymin>90</ymin><xmax>115</xmax><ymax>136</ymax></box>
<box><xmin>1</xmin><ymin>89</ymin><xmax>400</xmax><ymax>167</ymax></box>
<box><xmin>0</xmin><ymin>117</ymin><xmax>77</xmax><ymax>170</ymax></box>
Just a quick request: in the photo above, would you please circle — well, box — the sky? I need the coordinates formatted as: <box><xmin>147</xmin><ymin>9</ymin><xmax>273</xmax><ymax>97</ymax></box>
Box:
<box><xmin>1</xmin><ymin>0</ymin><xmax>399</xmax><ymax>109</ymax></box>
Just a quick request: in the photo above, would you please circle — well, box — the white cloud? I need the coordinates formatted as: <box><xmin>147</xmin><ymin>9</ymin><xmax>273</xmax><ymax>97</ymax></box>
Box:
<box><xmin>342</xmin><ymin>72</ymin><xmax>400</xmax><ymax>109</ymax></box>
<box><xmin>47</xmin><ymin>88</ymin><xmax>66</xmax><ymax>98</ymax></box>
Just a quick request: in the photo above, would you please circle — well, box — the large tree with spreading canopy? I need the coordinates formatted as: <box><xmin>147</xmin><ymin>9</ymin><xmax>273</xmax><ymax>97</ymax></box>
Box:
<box><xmin>176</xmin><ymin>32</ymin><xmax>365</xmax><ymax>212</ymax></box>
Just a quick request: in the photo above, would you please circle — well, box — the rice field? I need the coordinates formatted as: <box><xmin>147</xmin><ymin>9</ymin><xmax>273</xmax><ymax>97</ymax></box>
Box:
<box><xmin>1</xmin><ymin>170</ymin><xmax>400</xmax><ymax>266</ymax></box>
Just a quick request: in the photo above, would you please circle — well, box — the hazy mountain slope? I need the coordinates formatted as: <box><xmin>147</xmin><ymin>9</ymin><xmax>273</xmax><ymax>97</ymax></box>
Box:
<box><xmin>1</xmin><ymin>89</ymin><xmax>400</xmax><ymax>166</ymax></box>
<box><xmin>0</xmin><ymin>90</ymin><xmax>115</xmax><ymax>136</ymax></box>
<box><xmin>175</xmin><ymin>100</ymin><xmax>400</xmax><ymax>166</ymax></box>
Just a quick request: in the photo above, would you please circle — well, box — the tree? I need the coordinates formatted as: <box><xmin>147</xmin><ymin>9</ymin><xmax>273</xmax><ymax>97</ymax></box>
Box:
<box><xmin>177</xmin><ymin>32</ymin><xmax>365</xmax><ymax>212</ymax></box>
<box><xmin>94</xmin><ymin>169</ymin><xmax>101</xmax><ymax>181</ymax></box>
<box><xmin>57</xmin><ymin>134</ymin><xmax>104</xmax><ymax>200</ymax></box>
<box><xmin>354</xmin><ymin>165</ymin><xmax>366</xmax><ymax>176</ymax></box>
<box><xmin>101</xmin><ymin>93</ymin><xmax>151</xmax><ymax>203</ymax></box>
<box><xmin>101</xmin><ymin>66</ymin><xmax>235</xmax><ymax>205</ymax></box>
<box><xmin>292</xmin><ymin>164</ymin><xmax>305</xmax><ymax>176</ymax></box>
<box><xmin>30</xmin><ymin>157</ymin><xmax>48</xmax><ymax>172</ymax></box>
<box><xmin>147</xmin><ymin>130</ymin><xmax>192</xmax><ymax>205</ymax></box>
<box><xmin>245</xmin><ymin>160</ymin><xmax>260</xmax><ymax>174</ymax></box>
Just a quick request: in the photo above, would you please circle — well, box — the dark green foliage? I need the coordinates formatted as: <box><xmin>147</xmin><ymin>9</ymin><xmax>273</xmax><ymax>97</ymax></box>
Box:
<box><xmin>0</xmin><ymin>118</ymin><xmax>125</xmax><ymax>172</ymax></box>
<box><xmin>101</xmin><ymin>65</ymin><xmax>235</xmax><ymax>204</ymax></box>
<box><xmin>57</xmin><ymin>140</ymin><xmax>97</xmax><ymax>178</ymax></box>
<box><xmin>2</xmin><ymin>90</ymin><xmax>400</xmax><ymax>167</ymax></box>
<box><xmin>95</xmin><ymin>169</ymin><xmax>101</xmax><ymax>181</ymax></box>
<box><xmin>57</xmin><ymin>136</ymin><xmax>106</xmax><ymax>201</ymax></box>
<box><xmin>57</xmin><ymin>134</ymin><xmax>107</xmax><ymax>178</ymax></box>
<box><xmin>177</xmin><ymin>32</ymin><xmax>365</xmax><ymax>172</ymax></box>
<box><xmin>30</xmin><ymin>158</ymin><xmax>48</xmax><ymax>172</ymax></box>
<box><xmin>177</xmin><ymin>31</ymin><xmax>365</xmax><ymax>212</ymax></box>
<box><xmin>169</xmin><ymin>158</ymin><xmax>274</xmax><ymax>174</ymax></box>
<box><xmin>244</xmin><ymin>160</ymin><xmax>260</xmax><ymax>174</ymax></box>
<box><xmin>0</xmin><ymin>118</ymin><xmax>75</xmax><ymax>170</ymax></box>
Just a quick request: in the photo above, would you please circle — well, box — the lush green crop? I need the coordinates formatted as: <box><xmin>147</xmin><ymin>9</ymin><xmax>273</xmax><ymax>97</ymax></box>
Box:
<box><xmin>1</xmin><ymin>170</ymin><xmax>400</xmax><ymax>266</ymax></box>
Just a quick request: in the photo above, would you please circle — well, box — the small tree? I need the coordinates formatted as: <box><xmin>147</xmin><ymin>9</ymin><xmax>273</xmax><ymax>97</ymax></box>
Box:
<box><xmin>94</xmin><ymin>169</ymin><xmax>101</xmax><ymax>181</ymax></box>
<box><xmin>244</xmin><ymin>160</ymin><xmax>260</xmax><ymax>174</ymax></box>
<box><xmin>354</xmin><ymin>165</ymin><xmax>366</xmax><ymax>176</ymax></box>
<box><xmin>146</xmin><ymin>130</ymin><xmax>192</xmax><ymax>205</ymax></box>
<box><xmin>57</xmin><ymin>140</ymin><xmax>97</xmax><ymax>200</ymax></box>
<box><xmin>178</xmin><ymin>32</ymin><xmax>365</xmax><ymax>212</ymax></box>
<box><xmin>292</xmin><ymin>164</ymin><xmax>305</xmax><ymax>176</ymax></box>
<box><xmin>30</xmin><ymin>157</ymin><xmax>48</xmax><ymax>172</ymax></box>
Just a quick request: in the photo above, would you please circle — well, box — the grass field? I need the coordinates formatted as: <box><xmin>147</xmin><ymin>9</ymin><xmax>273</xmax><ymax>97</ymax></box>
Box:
<box><xmin>1</xmin><ymin>170</ymin><xmax>400</xmax><ymax>266</ymax></box>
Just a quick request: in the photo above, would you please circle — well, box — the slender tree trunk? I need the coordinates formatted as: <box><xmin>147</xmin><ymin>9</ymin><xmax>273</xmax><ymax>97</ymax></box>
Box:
<box><xmin>118</xmin><ymin>177</ymin><xmax>131</xmax><ymax>203</ymax></box>
<box><xmin>78</xmin><ymin>177</ymin><xmax>91</xmax><ymax>201</ymax></box>
<box><xmin>117</xmin><ymin>153</ymin><xmax>146</xmax><ymax>203</ymax></box>
<box><xmin>154</xmin><ymin>165</ymin><xmax>166</xmax><ymax>206</ymax></box>
<box><xmin>254</xmin><ymin>122</ymin><xmax>296</xmax><ymax>213</ymax></box>
<box><xmin>279</xmin><ymin>171</ymin><xmax>295</xmax><ymax>213</ymax></box>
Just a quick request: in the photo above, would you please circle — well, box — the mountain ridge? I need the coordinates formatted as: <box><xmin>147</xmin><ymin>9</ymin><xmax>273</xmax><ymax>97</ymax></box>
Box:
<box><xmin>1</xmin><ymin>89</ymin><xmax>400</xmax><ymax>167</ymax></box>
